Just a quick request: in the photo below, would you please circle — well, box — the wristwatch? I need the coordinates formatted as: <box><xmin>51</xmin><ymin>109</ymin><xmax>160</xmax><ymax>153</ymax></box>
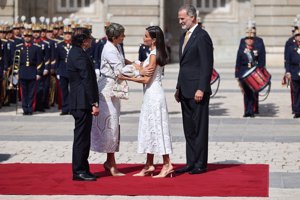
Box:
<box><xmin>92</xmin><ymin>102</ymin><xmax>99</xmax><ymax>108</ymax></box>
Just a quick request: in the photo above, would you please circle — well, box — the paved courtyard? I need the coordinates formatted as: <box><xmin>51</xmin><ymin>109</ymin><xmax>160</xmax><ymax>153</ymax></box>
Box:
<box><xmin>0</xmin><ymin>63</ymin><xmax>300</xmax><ymax>199</ymax></box>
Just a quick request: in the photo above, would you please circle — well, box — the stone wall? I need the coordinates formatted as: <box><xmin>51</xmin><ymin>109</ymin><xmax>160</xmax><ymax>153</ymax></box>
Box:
<box><xmin>0</xmin><ymin>0</ymin><xmax>15</xmax><ymax>23</ymax></box>
<box><xmin>253</xmin><ymin>0</ymin><xmax>300</xmax><ymax>66</ymax></box>
<box><xmin>105</xmin><ymin>0</ymin><xmax>163</xmax><ymax>61</ymax></box>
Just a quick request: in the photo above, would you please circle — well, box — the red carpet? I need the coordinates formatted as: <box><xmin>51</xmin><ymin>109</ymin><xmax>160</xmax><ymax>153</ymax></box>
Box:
<box><xmin>0</xmin><ymin>163</ymin><xmax>268</xmax><ymax>197</ymax></box>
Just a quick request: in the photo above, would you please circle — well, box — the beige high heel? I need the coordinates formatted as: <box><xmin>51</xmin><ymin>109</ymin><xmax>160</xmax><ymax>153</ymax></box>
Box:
<box><xmin>153</xmin><ymin>165</ymin><xmax>175</xmax><ymax>178</ymax></box>
<box><xmin>103</xmin><ymin>162</ymin><xmax>125</xmax><ymax>176</ymax></box>
<box><xmin>133</xmin><ymin>165</ymin><xmax>155</xmax><ymax>177</ymax></box>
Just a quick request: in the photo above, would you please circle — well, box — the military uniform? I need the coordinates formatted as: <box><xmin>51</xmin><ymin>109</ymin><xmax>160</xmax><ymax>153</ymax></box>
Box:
<box><xmin>285</xmin><ymin>29</ymin><xmax>300</xmax><ymax>118</ymax></box>
<box><xmin>32</xmin><ymin>34</ymin><xmax>51</xmax><ymax>112</ymax></box>
<box><xmin>55</xmin><ymin>29</ymin><xmax>72</xmax><ymax>115</ymax></box>
<box><xmin>93</xmin><ymin>37</ymin><xmax>107</xmax><ymax>71</ymax></box>
<box><xmin>0</xmin><ymin>37</ymin><xmax>5</xmax><ymax>107</ymax></box>
<box><xmin>284</xmin><ymin>31</ymin><xmax>297</xmax><ymax>113</ymax></box>
<box><xmin>3</xmin><ymin>29</ymin><xmax>19</xmax><ymax>105</ymax></box>
<box><xmin>138</xmin><ymin>43</ymin><xmax>150</xmax><ymax>62</ymax></box>
<box><xmin>235</xmin><ymin>31</ymin><xmax>265</xmax><ymax>117</ymax></box>
<box><xmin>238</xmin><ymin>31</ymin><xmax>266</xmax><ymax>114</ymax></box>
<box><xmin>16</xmin><ymin>30</ymin><xmax>43</xmax><ymax>115</ymax></box>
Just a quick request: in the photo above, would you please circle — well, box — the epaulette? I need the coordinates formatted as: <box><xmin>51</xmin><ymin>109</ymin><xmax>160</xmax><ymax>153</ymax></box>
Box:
<box><xmin>1</xmin><ymin>39</ymin><xmax>7</xmax><ymax>42</ymax></box>
<box><xmin>16</xmin><ymin>43</ymin><xmax>23</xmax><ymax>47</ymax></box>
<box><xmin>34</xmin><ymin>43</ymin><xmax>41</xmax><ymax>47</ymax></box>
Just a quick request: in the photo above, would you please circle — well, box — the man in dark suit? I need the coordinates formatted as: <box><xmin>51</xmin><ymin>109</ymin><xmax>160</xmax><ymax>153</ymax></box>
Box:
<box><xmin>67</xmin><ymin>28</ymin><xmax>100</xmax><ymax>181</ymax></box>
<box><xmin>175</xmin><ymin>4</ymin><xmax>214</xmax><ymax>175</ymax></box>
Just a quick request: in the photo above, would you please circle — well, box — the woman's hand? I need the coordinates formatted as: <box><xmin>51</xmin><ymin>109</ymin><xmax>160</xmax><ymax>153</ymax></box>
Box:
<box><xmin>117</xmin><ymin>74</ymin><xmax>127</xmax><ymax>80</ymax></box>
<box><xmin>140</xmin><ymin>67</ymin><xmax>155</xmax><ymax>76</ymax></box>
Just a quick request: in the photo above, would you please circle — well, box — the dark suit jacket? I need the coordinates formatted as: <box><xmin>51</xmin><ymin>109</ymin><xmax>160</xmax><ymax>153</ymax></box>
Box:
<box><xmin>67</xmin><ymin>46</ymin><xmax>99</xmax><ymax>110</ymax></box>
<box><xmin>177</xmin><ymin>25</ymin><xmax>214</xmax><ymax>98</ymax></box>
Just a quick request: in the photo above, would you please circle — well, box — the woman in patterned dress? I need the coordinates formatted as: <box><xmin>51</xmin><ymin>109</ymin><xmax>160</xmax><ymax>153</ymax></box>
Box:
<box><xmin>119</xmin><ymin>26</ymin><xmax>173</xmax><ymax>178</ymax></box>
<box><xmin>91</xmin><ymin>23</ymin><xmax>130</xmax><ymax>176</ymax></box>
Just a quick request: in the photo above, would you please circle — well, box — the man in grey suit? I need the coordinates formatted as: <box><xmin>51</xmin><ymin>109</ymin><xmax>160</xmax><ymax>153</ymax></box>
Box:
<box><xmin>175</xmin><ymin>4</ymin><xmax>214</xmax><ymax>174</ymax></box>
<box><xmin>67</xmin><ymin>28</ymin><xmax>100</xmax><ymax>181</ymax></box>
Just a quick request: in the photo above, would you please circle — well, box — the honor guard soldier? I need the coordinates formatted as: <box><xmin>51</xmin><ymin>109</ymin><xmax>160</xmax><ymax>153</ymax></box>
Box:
<box><xmin>93</xmin><ymin>37</ymin><xmax>106</xmax><ymax>78</ymax></box>
<box><xmin>32</xmin><ymin>22</ymin><xmax>51</xmax><ymax>112</ymax></box>
<box><xmin>0</xmin><ymin>25</ymin><xmax>8</xmax><ymax>107</ymax></box>
<box><xmin>0</xmin><ymin>25</ymin><xmax>7</xmax><ymax>107</ymax></box>
<box><xmin>52</xmin><ymin>17</ymin><xmax>63</xmax><ymax>42</ymax></box>
<box><xmin>45</xmin><ymin>23</ymin><xmax>58</xmax><ymax>108</ymax></box>
<box><xmin>238</xmin><ymin>20</ymin><xmax>266</xmax><ymax>114</ymax></box>
<box><xmin>93</xmin><ymin>22</ymin><xmax>110</xmax><ymax>77</ymax></box>
<box><xmin>285</xmin><ymin>29</ymin><xmax>300</xmax><ymax>118</ymax></box>
<box><xmin>15</xmin><ymin>29</ymin><xmax>43</xmax><ymax>115</ymax></box>
<box><xmin>138</xmin><ymin>43</ymin><xmax>150</xmax><ymax>62</ymax></box>
<box><xmin>55</xmin><ymin>25</ymin><xmax>72</xmax><ymax>115</ymax></box>
<box><xmin>4</xmin><ymin>25</ymin><xmax>18</xmax><ymax>106</ymax></box>
<box><xmin>12</xmin><ymin>23</ymin><xmax>23</xmax><ymax>46</ymax></box>
<box><xmin>284</xmin><ymin>18</ymin><xmax>299</xmax><ymax>114</ymax></box>
<box><xmin>235</xmin><ymin>30</ymin><xmax>265</xmax><ymax>118</ymax></box>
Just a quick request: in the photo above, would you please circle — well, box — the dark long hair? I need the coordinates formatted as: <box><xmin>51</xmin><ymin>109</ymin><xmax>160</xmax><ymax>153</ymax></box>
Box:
<box><xmin>146</xmin><ymin>26</ymin><xmax>168</xmax><ymax>66</ymax></box>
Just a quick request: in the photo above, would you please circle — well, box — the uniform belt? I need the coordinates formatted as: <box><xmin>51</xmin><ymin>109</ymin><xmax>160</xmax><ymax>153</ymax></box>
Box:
<box><xmin>291</xmin><ymin>64</ymin><xmax>300</xmax><ymax>67</ymax></box>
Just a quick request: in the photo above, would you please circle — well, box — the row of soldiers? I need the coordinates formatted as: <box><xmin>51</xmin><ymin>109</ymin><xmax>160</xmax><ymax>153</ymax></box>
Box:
<box><xmin>0</xmin><ymin>18</ymin><xmax>108</xmax><ymax>115</ymax></box>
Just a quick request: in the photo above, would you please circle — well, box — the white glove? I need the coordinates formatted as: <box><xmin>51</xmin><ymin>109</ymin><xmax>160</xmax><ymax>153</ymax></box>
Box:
<box><xmin>36</xmin><ymin>75</ymin><xmax>41</xmax><ymax>80</ymax></box>
<box><xmin>56</xmin><ymin>75</ymin><xmax>60</xmax><ymax>80</ymax></box>
<box><xmin>43</xmin><ymin>69</ymin><xmax>49</xmax><ymax>76</ymax></box>
<box><xmin>95</xmin><ymin>69</ymin><xmax>100</xmax><ymax>82</ymax></box>
<box><xmin>95</xmin><ymin>69</ymin><xmax>100</xmax><ymax>76</ymax></box>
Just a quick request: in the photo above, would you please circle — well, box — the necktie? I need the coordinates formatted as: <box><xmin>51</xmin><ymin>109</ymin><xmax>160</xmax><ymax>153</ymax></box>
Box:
<box><xmin>182</xmin><ymin>31</ymin><xmax>190</xmax><ymax>52</ymax></box>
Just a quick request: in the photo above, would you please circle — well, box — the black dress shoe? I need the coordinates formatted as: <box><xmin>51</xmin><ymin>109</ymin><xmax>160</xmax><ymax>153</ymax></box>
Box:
<box><xmin>243</xmin><ymin>113</ymin><xmax>249</xmax><ymax>117</ymax></box>
<box><xmin>60</xmin><ymin>112</ymin><xmax>69</xmax><ymax>115</ymax></box>
<box><xmin>175</xmin><ymin>165</ymin><xmax>194</xmax><ymax>173</ymax></box>
<box><xmin>88</xmin><ymin>172</ymin><xmax>100</xmax><ymax>178</ymax></box>
<box><xmin>294</xmin><ymin>114</ymin><xmax>300</xmax><ymax>118</ymax></box>
<box><xmin>189</xmin><ymin>167</ymin><xmax>207</xmax><ymax>175</ymax></box>
<box><xmin>73</xmin><ymin>173</ymin><xmax>97</xmax><ymax>181</ymax></box>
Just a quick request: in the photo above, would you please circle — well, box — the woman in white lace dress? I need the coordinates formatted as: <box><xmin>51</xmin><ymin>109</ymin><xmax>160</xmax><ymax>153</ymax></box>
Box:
<box><xmin>119</xmin><ymin>26</ymin><xmax>173</xmax><ymax>178</ymax></box>
<box><xmin>91</xmin><ymin>23</ymin><xmax>131</xmax><ymax>176</ymax></box>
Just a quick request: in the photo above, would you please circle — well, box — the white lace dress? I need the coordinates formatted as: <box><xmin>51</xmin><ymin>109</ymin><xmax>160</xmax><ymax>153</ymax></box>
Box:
<box><xmin>137</xmin><ymin>49</ymin><xmax>172</xmax><ymax>155</ymax></box>
<box><xmin>90</xmin><ymin>41</ymin><xmax>124</xmax><ymax>153</ymax></box>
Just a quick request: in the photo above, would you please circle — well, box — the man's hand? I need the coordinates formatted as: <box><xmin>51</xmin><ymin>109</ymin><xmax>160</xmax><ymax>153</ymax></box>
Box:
<box><xmin>92</xmin><ymin>106</ymin><xmax>100</xmax><ymax>116</ymax></box>
<box><xmin>285</xmin><ymin>72</ymin><xmax>291</xmax><ymax>80</ymax></box>
<box><xmin>194</xmin><ymin>90</ymin><xmax>204</xmax><ymax>103</ymax></box>
<box><xmin>174</xmin><ymin>89</ymin><xmax>180</xmax><ymax>103</ymax></box>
